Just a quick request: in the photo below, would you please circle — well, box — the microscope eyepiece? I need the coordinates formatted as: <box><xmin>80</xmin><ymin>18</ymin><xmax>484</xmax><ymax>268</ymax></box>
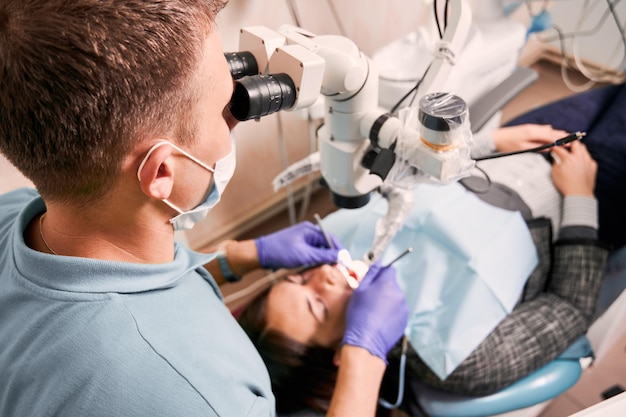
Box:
<box><xmin>228</xmin><ymin>73</ymin><xmax>297</xmax><ymax>121</ymax></box>
<box><xmin>224</xmin><ymin>51</ymin><xmax>259</xmax><ymax>80</ymax></box>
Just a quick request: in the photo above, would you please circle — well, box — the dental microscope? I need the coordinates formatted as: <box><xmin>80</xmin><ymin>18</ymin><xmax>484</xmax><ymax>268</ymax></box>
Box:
<box><xmin>225</xmin><ymin>0</ymin><xmax>476</xmax><ymax>261</ymax></box>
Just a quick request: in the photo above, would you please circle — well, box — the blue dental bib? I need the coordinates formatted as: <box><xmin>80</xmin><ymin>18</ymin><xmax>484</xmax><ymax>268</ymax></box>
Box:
<box><xmin>323</xmin><ymin>182</ymin><xmax>538</xmax><ymax>380</ymax></box>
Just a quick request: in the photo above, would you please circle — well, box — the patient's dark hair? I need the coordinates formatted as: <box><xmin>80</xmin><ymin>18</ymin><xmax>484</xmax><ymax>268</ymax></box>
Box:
<box><xmin>237</xmin><ymin>285</ymin><xmax>338</xmax><ymax>414</ymax></box>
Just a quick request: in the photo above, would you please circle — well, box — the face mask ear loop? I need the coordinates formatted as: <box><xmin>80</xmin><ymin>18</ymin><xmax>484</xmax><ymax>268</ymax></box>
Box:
<box><xmin>378</xmin><ymin>336</ymin><xmax>408</xmax><ymax>410</ymax></box>
<box><xmin>136</xmin><ymin>140</ymin><xmax>217</xmax><ymax>182</ymax></box>
<box><xmin>167</xmin><ymin>141</ymin><xmax>216</xmax><ymax>173</ymax></box>
<box><xmin>136</xmin><ymin>140</ymin><xmax>218</xmax><ymax>217</ymax></box>
<box><xmin>137</xmin><ymin>141</ymin><xmax>172</xmax><ymax>182</ymax></box>
<box><xmin>161</xmin><ymin>198</ymin><xmax>185</xmax><ymax>215</ymax></box>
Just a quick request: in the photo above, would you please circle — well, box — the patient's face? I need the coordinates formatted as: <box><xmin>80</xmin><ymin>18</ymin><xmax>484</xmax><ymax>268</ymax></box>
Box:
<box><xmin>265</xmin><ymin>264</ymin><xmax>353</xmax><ymax>349</ymax></box>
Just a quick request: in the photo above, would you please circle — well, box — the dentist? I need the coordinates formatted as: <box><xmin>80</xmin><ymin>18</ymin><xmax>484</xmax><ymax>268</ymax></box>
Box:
<box><xmin>0</xmin><ymin>1</ymin><xmax>407</xmax><ymax>416</ymax></box>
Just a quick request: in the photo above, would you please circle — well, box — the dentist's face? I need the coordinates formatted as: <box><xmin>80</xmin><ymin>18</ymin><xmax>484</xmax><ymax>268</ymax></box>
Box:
<box><xmin>264</xmin><ymin>264</ymin><xmax>354</xmax><ymax>349</ymax></box>
<box><xmin>166</xmin><ymin>29</ymin><xmax>237</xmax><ymax>212</ymax></box>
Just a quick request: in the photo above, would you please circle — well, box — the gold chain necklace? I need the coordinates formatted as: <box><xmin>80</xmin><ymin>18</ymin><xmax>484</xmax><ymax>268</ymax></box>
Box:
<box><xmin>39</xmin><ymin>213</ymin><xmax>58</xmax><ymax>255</ymax></box>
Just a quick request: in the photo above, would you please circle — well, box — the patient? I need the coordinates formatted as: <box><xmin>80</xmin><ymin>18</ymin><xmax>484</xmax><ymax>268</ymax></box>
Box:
<box><xmin>237</xmin><ymin>95</ymin><xmax>626</xmax><ymax>414</ymax></box>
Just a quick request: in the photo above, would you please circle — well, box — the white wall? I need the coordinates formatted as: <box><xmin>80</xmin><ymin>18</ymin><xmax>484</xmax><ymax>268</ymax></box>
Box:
<box><xmin>186</xmin><ymin>0</ymin><xmax>541</xmax><ymax>250</ymax></box>
<box><xmin>544</xmin><ymin>0</ymin><xmax>625</xmax><ymax>72</ymax></box>
<box><xmin>187</xmin><ymin>0</ymin><xmax>436</xmax><ymax>249</ymax></box>
<box><xmin>0</xmin><ymin>154</ymin><xmax>33</xmax><ymax>195</ymax></box>
<box><xmin>0</xmin><ymin>0</ymin><xmax>534</xmax><ymax>250</ymax></box>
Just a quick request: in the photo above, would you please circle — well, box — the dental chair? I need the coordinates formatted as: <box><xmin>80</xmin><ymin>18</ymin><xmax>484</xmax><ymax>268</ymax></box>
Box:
<box><xmin>400</xmin><ymin>280</ymin><xmax>626</xmax><ymax>417</ymax></box>
<box><xmin>277</xmin><ymin>82</ymin><xmax>626</xmax><ymax>417</ymax></box>
<box><xmin>400</xmin><ymin>335</ymin><xmax>593</xmax><ymax>417</ymax></box>
<box><xmin>392</xmin><ymin>81</ymin><xmax>626</xmax><ymax>417</ymax></box>
<box><xmin>278</xmin><ymin>336</ymin><xmax>592</xmax><ymax>417</ymax></box>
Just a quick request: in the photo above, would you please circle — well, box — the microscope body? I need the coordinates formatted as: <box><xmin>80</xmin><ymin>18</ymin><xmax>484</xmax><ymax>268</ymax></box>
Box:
<box><xmin>226</xmin><ymin>0</ymin><xmax>474</xmax><ymax>209</ymax></box>
<box><xmin>228</xmin><ymin>24</ymin><xmax>392</xmax><ymax>207</ymax></box>
<box><xmin>297</xmin><ymin>30</ymin><xmax>385</xmax><ymax>207</ymax></box>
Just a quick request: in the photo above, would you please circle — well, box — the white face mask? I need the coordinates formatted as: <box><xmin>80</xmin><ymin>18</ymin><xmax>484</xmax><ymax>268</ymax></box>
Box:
<box><xmin>137</xmin><ymin>138</ymin><xmax>236</xmax><ymax>230</ymax></box>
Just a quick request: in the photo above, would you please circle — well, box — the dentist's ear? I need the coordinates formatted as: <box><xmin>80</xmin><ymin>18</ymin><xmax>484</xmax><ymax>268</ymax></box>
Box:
<box><xmin>136</xmin><ymin>142</ymin><xmax>176</xmax><ymax>200</ymax></box>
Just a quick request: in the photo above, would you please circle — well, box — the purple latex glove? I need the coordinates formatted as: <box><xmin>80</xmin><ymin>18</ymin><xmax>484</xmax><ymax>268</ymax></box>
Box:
<box><xmin>254</xmin><ymin>221</ymin><xmax>342</xmax><ymax>270</ymax></box>
<box><xmin>342</xmin><ymin>262</ymin><xmax>409</xmax><ymax>362</ymax></box>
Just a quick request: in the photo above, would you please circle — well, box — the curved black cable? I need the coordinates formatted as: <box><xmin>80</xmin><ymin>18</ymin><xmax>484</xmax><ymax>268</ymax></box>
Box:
<box><xmin>474</xmin><ymin>132</ymin><xmax>585</xmax><ymax>161</ymax></box>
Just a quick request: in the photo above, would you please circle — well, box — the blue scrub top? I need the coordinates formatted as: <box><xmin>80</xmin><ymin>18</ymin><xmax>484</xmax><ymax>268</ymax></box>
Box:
<box><xmin>0</xmin><ymin>188</ymin><xmax>275</xmax><ymax>417</ymax></box>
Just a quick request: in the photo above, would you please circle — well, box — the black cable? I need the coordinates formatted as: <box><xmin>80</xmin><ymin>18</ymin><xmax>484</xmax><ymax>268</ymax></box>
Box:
<box><xmin>461</xmin><ymin>165</ymin><xmax>493</xmax><ymax>195</ymax></box>
<box><xmin>546</xmin><ymin>24</ymin><xmax>584</xmax><ymax>75</ymax></box>
<box><xmin>407</xmin><ymin>77</ymin><xmax>424</xmax><ymax>108</ymax></box>
<box><xmin>474</xmin><ymin>132</ymin><xmax>585</xmax><ymax>161</ymax></box>
<box><xmin>443</xmin><ymin>0</ymin><xmax>449</xmax><ymax>32</ymax></box>
<box><xmin>535</xmin><ymin>0</ymin><xmax>626</xmax><ymax>74</ymax></box>
<box><xmin>607</xmin><ymin>0</ymin><xmax>626</xmax><ymax>43</ymax></box>
<box><xmin>538</xmin><ymin>0</ymin><xmax>622</xmax><ymax>42</ymax></box>
<box><xmin>391</xmin><ymin>1</ymin><xmax>445</xmax><ymax>115</ymax></box>
<box><xmin>434</xmin><ymin>0</ymin><xmax>443</xmax><ymax>39</ymax></box>
<box><xmin>390</xmin><ymin>0</ymin><xmax>449</xmax><ymax>115</ymax></box>
<box><xmin>606</xmin><ymin>0</ymin><xmax>626</xmax><ymax>70</ymax></box>
<box><xmin>539</xmin><ymin>4</ymin><xmax>615</xmax><ymax>42</ymax></box>
<box><xmin>388</xmin><ymin>59</ymin><xmax>430</xmax><ymax>114</ymax></box>
<box><xmin>389</xmin><ymin>84</ymin><xmax>418</xmax><ymax>115</ymax></box>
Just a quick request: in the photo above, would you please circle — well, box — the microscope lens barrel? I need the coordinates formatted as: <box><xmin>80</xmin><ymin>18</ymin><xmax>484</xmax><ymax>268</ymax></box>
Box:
<box><xmin>229</xmin><ymin>73</ymin><xmax>297</xmax><ymax>121</ymax></box>
<box><xmin>224</xmin><ymin>52</ymin><xmax>259</xmax><ymax>80</ymax></box>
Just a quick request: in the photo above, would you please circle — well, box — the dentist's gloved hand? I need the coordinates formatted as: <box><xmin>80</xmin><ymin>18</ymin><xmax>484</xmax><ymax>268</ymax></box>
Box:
<box><xmin>254</xmin><ymin>221</ymin><xmax>342</xmax><ymax>270</ymax></box>
<box><xmin>342</xmin><ymin>263</ymin><xmax>408</xmax><ymax>363</ymax></box>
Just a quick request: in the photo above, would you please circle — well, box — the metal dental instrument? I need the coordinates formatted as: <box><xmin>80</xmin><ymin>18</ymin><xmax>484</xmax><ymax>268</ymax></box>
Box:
<box><xmin>314</xmin><ymin>213</ymin><xmax>363</xmax><ymax>288</ymax></box>
<box><xmin>314</xmin><ymin>213</ymin><xmax>335</xmax><ymax>249</ymax></box>
<box><xmin>475</xmin><ymin>131</ymin><xmax>587</xmax><ymax>161</ymax></box>
<box><xmin>384</xmin><ymin>247</ymin><xmax>414</xmax><ymax>268</ymax></box>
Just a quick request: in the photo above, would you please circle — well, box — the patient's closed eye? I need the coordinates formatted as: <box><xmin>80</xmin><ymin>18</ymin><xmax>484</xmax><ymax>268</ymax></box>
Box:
<box><xmin>283</xmin><ymin>275</ymin><xmax>327</xmax><ymax>322</ymax></box>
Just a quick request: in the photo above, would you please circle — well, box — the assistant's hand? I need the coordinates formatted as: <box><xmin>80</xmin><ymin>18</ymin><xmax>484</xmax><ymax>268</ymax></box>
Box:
<box><xmin>492</xmin><ymin>124</ymin><xmax>568</xmax><ymax>153</ymax></box>
<box><xmin>551</xmin><ymin>140</ymin><xmax>597</xmax><ymax>196</ymax></box>
<box><xmin>254</xmin><ymin>221</ymin><xmax>342</xmax><ymax>270</ymax></box>
<box><xmin>342</xmin><ymin>263</ymin><xmax>409</xmax><ymax>362</ymax></box>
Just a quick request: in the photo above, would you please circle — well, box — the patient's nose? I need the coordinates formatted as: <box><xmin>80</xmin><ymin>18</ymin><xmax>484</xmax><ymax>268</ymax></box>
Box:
<box><xmin>311</xmin><ymin>264</ymin><xmax>340</xmax><ymax>289</ymax></box>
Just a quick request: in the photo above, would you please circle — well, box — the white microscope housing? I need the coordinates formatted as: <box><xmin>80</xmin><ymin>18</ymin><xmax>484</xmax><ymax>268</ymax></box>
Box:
<box><xmin>225</xmin><ymin>0</ymin><xmax>475</xmax><ymax>208</ymax></box>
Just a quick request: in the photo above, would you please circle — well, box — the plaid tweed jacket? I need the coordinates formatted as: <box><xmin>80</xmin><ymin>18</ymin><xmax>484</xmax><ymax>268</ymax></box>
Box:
<box><xmin>387</xmin><ymin>217</ymin><xmax>610</xmax><ymax>397</ymax></box>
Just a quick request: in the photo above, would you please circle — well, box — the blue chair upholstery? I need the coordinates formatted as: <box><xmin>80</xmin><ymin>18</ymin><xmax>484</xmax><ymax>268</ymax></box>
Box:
<box><xmin>405</xmin><ymin>336</ymin><xmax>592</xmax><ymax>417</ymax></box>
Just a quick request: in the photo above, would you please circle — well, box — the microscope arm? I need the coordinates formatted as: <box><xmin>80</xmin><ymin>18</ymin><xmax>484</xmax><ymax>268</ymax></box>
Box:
<box><xmin>415</xmin><ymin>0</ymin><xmax>473</xmax><ymax>101</ymax></box>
